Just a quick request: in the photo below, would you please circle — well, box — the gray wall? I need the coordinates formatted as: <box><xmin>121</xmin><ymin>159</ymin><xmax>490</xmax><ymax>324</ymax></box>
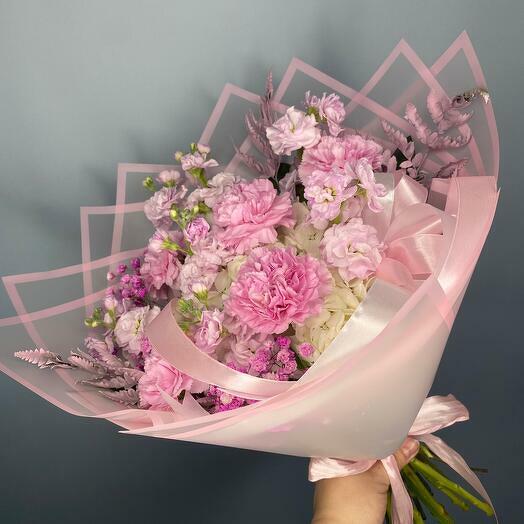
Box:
<box><xmin>1</xmin><ymin>1</ymin><xmax>522</xmax><ymax>522</ymax></box>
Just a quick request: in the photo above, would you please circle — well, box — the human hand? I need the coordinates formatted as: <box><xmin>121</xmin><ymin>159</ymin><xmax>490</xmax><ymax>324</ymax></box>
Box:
<box><xmin>311</xmin><ymin>438</ymin><xmax>420</xmax><ymax>524</ymax></box>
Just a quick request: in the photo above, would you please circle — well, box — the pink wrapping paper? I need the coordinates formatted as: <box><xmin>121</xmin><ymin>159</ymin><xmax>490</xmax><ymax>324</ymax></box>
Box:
<box><xmin>0</xmin><ymin>32</ymin><xmax>499</xmax><ymax>462</ymax></box>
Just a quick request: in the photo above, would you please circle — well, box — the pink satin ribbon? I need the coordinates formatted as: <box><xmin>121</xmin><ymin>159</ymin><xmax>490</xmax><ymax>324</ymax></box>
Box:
<box><xmin>309</xmin><ymin>395</ymin><xmax>495</xmax><ymax>524</ymax></box>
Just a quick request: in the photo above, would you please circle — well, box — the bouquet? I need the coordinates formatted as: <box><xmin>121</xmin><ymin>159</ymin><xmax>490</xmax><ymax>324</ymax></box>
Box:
<box><xmin>0</xmin><ymin>32</ymin><xmax>499</xmax><ymax>523</ymax></box>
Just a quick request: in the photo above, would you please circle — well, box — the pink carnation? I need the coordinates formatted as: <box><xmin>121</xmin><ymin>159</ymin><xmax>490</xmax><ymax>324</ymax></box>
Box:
<box><xmin>213</xmin><ymin>179</ymin><xmax>295</xmax><ymax>254</ymax></box>
<box><xmin>303</xmin><ymin>170</ymin><xmax>357</xmax><ymax>229</ymax></box>
<box><xmin>194</xmin><ymin>309</ymin><xmax>224</xmax><ymax>353</ymax></box>
<box><xmin>137</xmin><ymin>352</ymin><xmax>193</xmax><ymax>410</ymax></box>
<box><xmin>299</xmin><ymin>134</ymin><xmax>384</xmax><ymax>182</ymax></box>
<box><xmin>266</xmin><ymin>107</ymin><xmax>321</xmax><ymax>155</ymax></box>
<box><xmin>225</xmin><ymin>246</ymin><xmax>332</xmax><ymax>334</ymax></box>
<box><xmin>144</xmin><ymin>186</ymin><xmax>187</xmax><ymax>228</ymax></box>
<box><xmin>305</xmin><ymin>91</ymin><xmax>346</xmax><ymax>136</ymax></box>
<box><xmin>321</xmin><ymin>219</ymin><xmax>383</xmax><ymax>281</ymax></box>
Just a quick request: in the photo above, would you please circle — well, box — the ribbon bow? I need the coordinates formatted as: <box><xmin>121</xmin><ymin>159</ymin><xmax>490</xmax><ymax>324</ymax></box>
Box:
<box><xmin>309</xmin><ymin>395</ymin><xmax>494</xmax><ymax>524</ymax></box>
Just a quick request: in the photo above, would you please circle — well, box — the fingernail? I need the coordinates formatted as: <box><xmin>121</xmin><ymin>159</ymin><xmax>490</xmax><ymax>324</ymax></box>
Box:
<box><xmin>402</xmin><ymin>439</ymin><xmax>419</xmax><ymax>461</ymax></box>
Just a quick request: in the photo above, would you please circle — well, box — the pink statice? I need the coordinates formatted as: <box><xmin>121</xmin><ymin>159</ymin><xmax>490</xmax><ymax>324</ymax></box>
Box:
<box><xmin>138</xmin><ymin>352</ymin><xmax>194</xmax><ymax>410</ymax></box>
<box><xmin>157</xmin><ymin>169</ymin><xmax>182</xmax><ymax>186</ymax></box>
<box><xmin>225</xmin><ymin>246</ymin><xmax>332</xmax><ymax>334</ymax></box>
<box><xmin>299</xmin><ymin>134</ymin><xmax>384</xmax><ymax>182</ymax></box>
<box><xmin>351</xmin><ymin>159</ymin><xmax>387</xmax><ymax>213</ymax></box>
<box><xmin>303</xmin><ymin>169</ymin><xmax>357</xmax><ymax>229</ymax></box>
<box><xmin>114</xmin><ymin>305</ymin><xmax>161</xmax><ymax>355</ymax></box>
<box><xmin>305</xmin><ymin>91</ymin><xmax>346</xmax><ymax>136</ymax></box>
<box><xmin>187</xmin><ymin>172</ymin><xmax>240</xmax><ymax>209</ymax></box>
<box><xmin>213</xmin><ymin>178</ymin><xmax>295</xmax><ymax>254</ymax></box>
<box><xmin>184</xmin><ymin>217</ymin><xmax>210</xmax><ymax>244</ymax></box>
<box><xmin>321</xmin><ymin>218</ymin><xmax>383</xmax><ymax>281</ymax></box>
<box><xmin>266</xmin><ymin>107</ymin><xmax>321</xmax><ymax>155</ymax></box>
<box><xmin>194</xmin><ymin>309</ymin><xmax>224</xmax><ymax>353</ymax></box>
<box><xmin>144</xmin><ymin>186</ymin><xmax>187</xmax><ymax>228</ymax></box>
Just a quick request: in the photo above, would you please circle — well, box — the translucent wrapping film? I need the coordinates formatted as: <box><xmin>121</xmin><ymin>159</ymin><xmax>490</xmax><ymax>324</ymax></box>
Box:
<box><xmin>0</xmin><ymin>32</ymin><xmax>499</xmax><ymax>460</ymax></box>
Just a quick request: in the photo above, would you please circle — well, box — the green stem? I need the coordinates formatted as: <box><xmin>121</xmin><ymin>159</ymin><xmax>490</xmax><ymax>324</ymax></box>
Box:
<box><xmin>403</xmin><ymin>464</ymin><xmax>453</xmax><ymax>523</ymax></box>
<box><xmin>439</xmin><ymin>486</ymin><xmax>470</xmax><ymax>512</ymax></box>
<box><xmin>412</xmin><ymin>504</ymin><xmax>425</xmax><ymax>524</ymax></box>
<box><xmin>410</xmin><ymin>458</ymin><xmax>494</xmax><ymax>517</ymax></box>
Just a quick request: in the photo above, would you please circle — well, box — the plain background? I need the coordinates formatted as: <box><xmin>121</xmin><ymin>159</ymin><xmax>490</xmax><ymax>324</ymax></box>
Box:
<box><xmin>0</xmin><ymin>1</ymin><xmax>522</xmax><ymax>522</ymax></box>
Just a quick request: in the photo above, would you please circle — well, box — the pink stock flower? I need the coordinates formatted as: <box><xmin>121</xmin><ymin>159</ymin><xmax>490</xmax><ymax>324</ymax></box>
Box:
<box><xmin>187</xmin><ymin>172</ymin><xmax>240</xmax><ymax>209</ymax></box>
<box><xmin>176</xmin><ymin>254</ymin><xmax>219</xmax><ymax>298</ymax></box>
<box><xmin>351</xmin><ymin>159</ymin><xmax>387</xmax><ymax>213</ymax></box>
<box><xmin>180</xmin><ymin>151</ymin><xmax>218</xmax><ymax>172</ymax></box>
<box><xmin>194</xmin><ymin>309</ymin><xmax>224</xmax><ymax>353</ymax></box>
<box><xmin>157</xmin><ymin>169</ymin><xmax>182</xmax><ymax>186</ymax></box>
<box><xmin>184</xmin><ymin>217</ymin><xmax>210</xmax><ymax>244</ymax></box>
<box><xmin>321</xmin><ymin>219</ymin><xmax>383</xmax><ymax>281</ymax></box>
<box><xmin>225</xmin><ymin>246</ymin><xmax>332</xmax><ymax>334</ymax></box>
<box><xmin>137</xmin><ymin>352</ymin><xmax>193</xmax><ymax>410</ymax></box>
<box><xmin>147</xmin><ymin>229</ymin><xmax>183</xmax><ymax>254</ymax></box>
<box><xmin>303</xmin><ymin>170</ymin><xmax>357</xmax><ymax>229</ymax></box>
<box><xmin>266</xmin><ymin>107</ymin><xmax>321</xmax><ymax>155</ymax></box>
<box><xmin>214</xmin><ymin>179</ymin><xmax>295</xmax><ymax>254</ymax></box>
<box><xmin>144</xmin><ymin>186</ymin><xmax>187</xmax><ymax>228</ymax></box>
<box><xmin>114</xmin><ymin>306</ymin><xmax>161</xmax><ymax>355</ymax></box>
<box><xmin>299</xmin><ymin>134</ymin><xmax>384</xmax><ymax>182</ymax></box>
<box><xmin>305</xmin><ymin>91</ymin><xmax>346</xmax><ymax>136</ymax></box>
<box><xmin>140</xmin><ymin>248</ymin><xmax>181</xmax><ymax>294</ymax></box>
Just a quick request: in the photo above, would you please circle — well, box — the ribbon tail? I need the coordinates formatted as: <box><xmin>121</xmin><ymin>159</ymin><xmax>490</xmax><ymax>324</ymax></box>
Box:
<box><xmin>381</xmin><ymin>455</ymin><xmax>413</xmax><ymax>524</ymax></box>
<box><xmin>419</xmin><ymin>434</ymin><xmax>497</xmax><ymax>520</ymax></box>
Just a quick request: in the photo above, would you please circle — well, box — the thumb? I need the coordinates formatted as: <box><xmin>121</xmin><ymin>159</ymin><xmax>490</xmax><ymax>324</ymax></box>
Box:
<box><xmin>393</xmin><ymin>438</ymin><xmax>420</xmax><ymax>470</ymax></box>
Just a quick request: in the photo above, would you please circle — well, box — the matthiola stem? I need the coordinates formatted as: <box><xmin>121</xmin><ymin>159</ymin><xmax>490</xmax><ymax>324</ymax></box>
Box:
<box><xmin>189</xmin><ymin>167</ymin><xmax>208</xmax><ymax>187</ymax></box>
<box><xmin>410</xmin><ymin>458</ymin><xmax>494</xmax><ymax>517</ymax></box>
<box><xmin>412</xmin><ymin>504</ymin><xmax>424</xmax><ymax>524</ymax></box>
<box><xmin>439</xmin><ymin>486</ymin><xmax>470</xmax><ymax>511</ymax></box>
<box><xmin>402</xmin><ymin>464</ymin><xmax>453</xmax><ymax>524</ymax></box>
